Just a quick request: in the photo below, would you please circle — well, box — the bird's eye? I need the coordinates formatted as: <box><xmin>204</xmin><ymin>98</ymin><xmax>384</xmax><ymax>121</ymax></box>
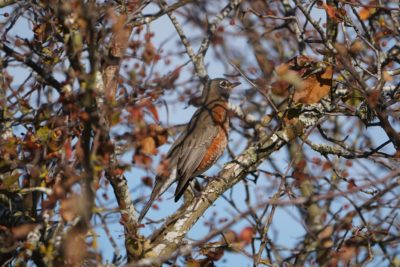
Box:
<box><xmin>219</xmin><ymin>81</ymin><xmax>227</xmax><ymax>87</ymax></box>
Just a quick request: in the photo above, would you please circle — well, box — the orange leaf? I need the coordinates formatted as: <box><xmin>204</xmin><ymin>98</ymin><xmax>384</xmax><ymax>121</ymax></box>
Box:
<box><xmin>270</xmin><ymin>80</ymin><xmax>290</xmax><ymax>97</ymax></box>
<box><xmin>337</xmin><ymin>245</ymin><xmax>358</xmax><ymax>263</ymax></box>
<box><xmin>383</xmin><ymin>71</ymin><xmax>393</xmax><ymax>82</ymax></box>
<box><xmin>60</xmin><ymin>195</ymin><xmax>79</xmax><ymax>222</ymax></box>
<box><xmin>276</xmin><ymin>63</ymin><xmax>290</xmax><ymax>76</ymax></box>
<box><xmin>293</xmin><ymin>63</ymin><xmax>333</xmax><ymax>104</ymax></box>
<box><xmin>322</xmin><ymin>161</ymin><xmax>332</xmax><ymax>171</ymax></box>
<box><xmin>295</xmin><ymin>159</ymin><xmax>307</xmax><ymax>170</ymax></box>
<box><xmin>141</xmin><ymin>136</ymin><xmax>157</xmax><ymax>155</ymax></box>
<box><xmin>150</xmin><ymin>124</ymin><xmax>168</xmax><ymax>147</ymax></box>
<box><xmin>318</xmin><ymin>226</ymin><xmax>334</xmax><ymax>240</ymax></box>
<box><xmin>129</xmin><ymin>106</ymin><xmax>143</xmax><ymax>122</ymax></box>
<box><xmin>141</xmin><ymin>176</ymin><xmax>153</xmax><ymax>188</ymax></box>
<box><xmin>323</xmin><ymin>4</ymin><xmax>346</xmax><ymax>23</ymax></box>
<box><xmin>347</xmin><ymin>179</ymin><xmax>357</xmax><ymax>190</ymax></box>
<box><xmin>33</xmin><ymin>23</ymin><xmax>48</xmax><ymax>42</ymax></box>
<box><xmin>239</xmin><ymin>227</ymin><xmax>255</xmax><ymax>245</ymax></box>
<box><xmin>186</xmin><ymin>258</ymin><xmax>213</xmax><ymax>267</ymax></box>
<box><xmin>324</xmin><ymin>4</ymin><xmax>337</xmax><ymax>20</ymax></box>
<box><xmin>146</xmin><ymin>103</ymin><xmax>159</xmax><ymax>123</ymax></box>
<box><xmin>349</xmin><ymin>40</ymin><xmax>365</xmax><ymax>54</ymax></box>
<box><xmin>139</xmin><ymin>99</ymin><xmax>159</xmax><ymax>122</ymax></box>
<box><xmin>367</xmin><ymin>89</ymin><xmax>380</xmax><ymax>108</ymax></box>
<box><xmin>63</xmin><ymin>230</ymin><xmax>87</xmax><ymax>265</ymax></box>
<box><xmin>359</xmin><ymin>7</ymin><xmax>376</xmax><ymax>20</ymax></box>
<box><xmin>64</xmin><ymin>137</ymin><xmax>72</xmax><ymax>160</ymax></box>
<box><xmin>143</xmin><ymin>42</ymin><xmax>156</xmax><ymax>64</ymax></box>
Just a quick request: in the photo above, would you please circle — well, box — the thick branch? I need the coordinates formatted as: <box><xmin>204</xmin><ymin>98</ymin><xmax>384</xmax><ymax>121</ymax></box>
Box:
<box><xmin>0</xmin><ymin>0</ymin><xmax>16</xmax><ymax>8</ymax></box>
<box><xmin>99</xmin><ymin>10</ymin><xmax>141</xmax><ymax>261</ymax></box>
<box><xmin>148</xmin><ymin>124</ymin><xmax>298</xmax><ymax>259</ymax></box>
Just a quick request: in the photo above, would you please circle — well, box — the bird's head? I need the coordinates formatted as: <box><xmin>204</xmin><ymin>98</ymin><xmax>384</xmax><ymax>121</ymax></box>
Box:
<box><xmin>203</xmin><ymin>78</ymin><xmax>240</xmax><ymax>102</ymax></box>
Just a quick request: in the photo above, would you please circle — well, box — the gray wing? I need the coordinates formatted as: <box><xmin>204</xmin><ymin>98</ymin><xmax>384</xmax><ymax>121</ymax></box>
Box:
<box><xmin>138</xmin><ymin>168</ymin><xmax>176</xmax><ymax>222</ymax></box>
<box><xmin>138</xmin><ymin>107</ymin><xmax>221</xmax><ymax>221</ymax></box>
<box><xmin>168</xmin><ymin>107</ymin><xmax>219</xmax><ymax>201</ymax></box>
<box><xmin>138</xmin><ymin>108</ymin><xmax>218</xmax><ymax>221</ymax></box>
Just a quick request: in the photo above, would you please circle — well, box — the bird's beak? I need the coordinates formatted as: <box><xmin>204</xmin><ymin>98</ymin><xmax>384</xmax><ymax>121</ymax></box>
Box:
<box><xmin>230</xmin><ymin>82</ymin><xmax>241</xmax><ymax>88</ymax></box>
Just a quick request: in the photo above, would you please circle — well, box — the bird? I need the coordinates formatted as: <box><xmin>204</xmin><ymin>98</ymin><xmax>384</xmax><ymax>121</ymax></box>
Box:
<box><xmin>138</xmin><ymin>78</ymin><xmax>240</xmax><ymax>222</ymax></box>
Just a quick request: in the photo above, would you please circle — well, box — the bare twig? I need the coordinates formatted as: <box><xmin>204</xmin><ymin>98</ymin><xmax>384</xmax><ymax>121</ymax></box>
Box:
<box><xmin>159</xmin><ymin>0</ymin><xmax>207</xmax><ymax>78</ymax></box>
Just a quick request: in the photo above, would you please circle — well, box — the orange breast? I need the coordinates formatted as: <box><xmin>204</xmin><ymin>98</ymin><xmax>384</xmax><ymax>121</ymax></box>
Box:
<box><xmin>210</xmin><ymin>103</ymin><xmax>228</xmax><ymax>125</ymax></box>
<box><xmin>196</xmin><ymin>126</ymin><xmax>228</xmax><ymax>174</ymax></box>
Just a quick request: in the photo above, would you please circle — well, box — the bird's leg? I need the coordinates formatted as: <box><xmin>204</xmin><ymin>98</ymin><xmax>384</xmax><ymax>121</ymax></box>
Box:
<box><xmin>182</xmin><ymin>179</ymin><xmax>197</xmax><ymax>201</ymax></box>
<box><xmin>193</xmin><ymin>175</ymin><xmax>210</xmax><ymax>197</ymax></box>
<box><xmin>193</xmin><ymin>177</ymin><xmax>203</xmax><ymax>192</ymax></box>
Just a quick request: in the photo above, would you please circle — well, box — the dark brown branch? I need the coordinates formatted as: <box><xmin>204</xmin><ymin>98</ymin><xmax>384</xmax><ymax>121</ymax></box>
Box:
<box><xmin>0</xmin><ymin>43</ymin><xmax>63</xmax><ymax>91</ymax></box>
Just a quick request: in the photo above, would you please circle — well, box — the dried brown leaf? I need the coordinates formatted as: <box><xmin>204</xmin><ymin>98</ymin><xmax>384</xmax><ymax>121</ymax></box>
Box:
<box><xmin>141</xmin><ymin>136</ymin><xmax>157</xmax><ymax>155</ymax></box>
<box><xmin>64</xmin><ymin>230</ymin><xmax>87</xmax><ymax>265</ymax></box>
<box><xmin>141</xmin><ymin>176</ymin><xmax>153</xmax><ymax>188</ymax></box>
<box><xmin>359</xmin><ymin>7</ymin><xmax>376</xmax><ymax>20</ymax></box>
<box><xmin>11</xmin><ymin>224</ymin><xmax>38</xmax><ymax>240</ymax></box>
<box><xmin>293</xmin><ymin>63</ymin><xmax>333</xmax><ymax>104</ymax></box>
<box><xmin>60</xmin><ymin>195</ymin><xmax>79</xmax><ymax>222</ymax></box>
<box><xmin>239</xmin><ymin>227</ymin><xmax>255</xmax><ymax>245</ymax></box>
<box><xmin>200</xmin><ymin>242</ymin><xmax>225</xmax><ymax>261</ymax></box>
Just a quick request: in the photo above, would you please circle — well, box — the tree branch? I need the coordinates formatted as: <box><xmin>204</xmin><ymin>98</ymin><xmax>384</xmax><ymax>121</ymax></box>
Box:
<box><xmin>147</xmin><ymin>121</ymin><xmax>305</xmax><ymax>259</ymax></box>
<box><xmin>0</xmin><ymin>0</ymin><xmax>16</xmax><ymax>8</ymax></box>
<box><xmin>0</xmin><ymin>43</ymin><xmax>63</xmax><ymax>92</ymax></box>
<box><xmin>159</xmin><ymin>0</ymin><xmax>207</xmax><ymax>78</ymax></box>
<box><xmin>197</xmin><ymin>0</ymin><xmax>243</xmax><ymax>59</ymax></box>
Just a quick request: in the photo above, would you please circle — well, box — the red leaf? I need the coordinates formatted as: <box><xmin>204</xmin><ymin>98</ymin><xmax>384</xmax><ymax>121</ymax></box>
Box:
<box><xmin>347</xmin><ymin>179</ymin><xmax>357</xmax><ymax>190</ymax></box>
<box><xmin>324</xmin><ymin>4</ymin><xmax>337</xmax><ymax>19</ymax></box>
<box><xmin>239</xmin><ymin>227</ymin><xmax>255</xmax><ymax>245</ymax></box>
<box><xmin>140</xmin><ymin>136</ymin><xmax>157</xmax><ymax>155</ymax></box>
<box><xmin>64</xmin><ymin>137</ymin><xmax>72</xmax><ymax>160</ymax></box>
<box><xmin>139</xmin><ymin>99</ymin><xmax>159</xmax><ymax>122</ymax></box>
<box><xmin>322</xmin><ymin>161</ymin><xmax>332</xmax><ymax>171</ymax></box>
<box><xmin>141</xmin><ymin>176</ymin><xmax>153</xmax><ymax>188</ymax></box>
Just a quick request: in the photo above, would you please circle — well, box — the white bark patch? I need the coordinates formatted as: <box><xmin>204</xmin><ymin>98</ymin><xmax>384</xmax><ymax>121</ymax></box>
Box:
<box><xmin>276</xmin><ymin>130</ymin><xmax>290</xmax><ymax>142</ymax></box>
<box><xmin>94</xmin><ymin>70</ymin><xmax>104</xmax><ymax>94</ymax></box>
<box><xmin>62</xmin><ymin>84</ymin><xmax>72</xmax><ymax>94</ymax></box>
<box><xmin>164</xmin><ymin>230</ymin><xmax>181</xmax><ymax>243</ymax></box>
<box><xmin>205</xmin><ymin>186</ymin><xmax>217</xmax><ymax>195</ymax></box>
<box><xmin>299</xmin><ymin>112</ymin><xmax>319</xmax><ymax>128</ymax></box>
<box><xmin>225</xmin><ymin>162</ymin><xmax>240</xmax><ymax>174</ymax></box>
<box><xmin>164</xmin><ymin>210</ymin><xmax>193</xmax><ymax>243</ymax></box>
<box><xmin>1</xmin><ymin>128</ymin><xmax>12</xmax><ymax>139</ymax></box>
<box><xmin>269</xmin><ymin>133</ymin><xmax>279</xmax><ymax>143</ymax></box>
<box><xmin>227</xmin><ymin>103</ymin><xmax>257</xmax><ymax>123</ymax></box>
<box><xmin>152</xmin><ymin>243</ymin><xmax>166</xmax><ymax>256</ymax></box>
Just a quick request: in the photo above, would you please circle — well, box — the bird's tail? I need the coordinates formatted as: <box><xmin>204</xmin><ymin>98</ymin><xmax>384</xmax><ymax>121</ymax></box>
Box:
<box><xmin>138</xmin><ymin>168</ymin><xmax>177</xmax><ymax>222</ymax></box>
<box><xmin>138</xmin><ymin>186</ymin><xmax>158</xmax><ymax>222</ymax></box>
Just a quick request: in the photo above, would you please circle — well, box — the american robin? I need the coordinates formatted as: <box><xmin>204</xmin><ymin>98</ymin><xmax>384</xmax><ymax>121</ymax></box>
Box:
<box><xmin>138</xmin><ymin>78</ymin><xmax>240</xmax><ymax>222</ymax></box>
